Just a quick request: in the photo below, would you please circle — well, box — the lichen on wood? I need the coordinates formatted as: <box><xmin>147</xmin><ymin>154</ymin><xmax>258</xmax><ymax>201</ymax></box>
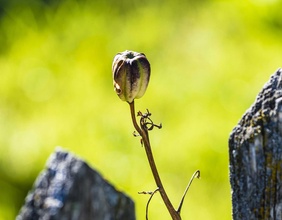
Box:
<box><xmin>229</xmin><ymin>68</ymin><xmax>282</xmax><ymax>220</ymax></box>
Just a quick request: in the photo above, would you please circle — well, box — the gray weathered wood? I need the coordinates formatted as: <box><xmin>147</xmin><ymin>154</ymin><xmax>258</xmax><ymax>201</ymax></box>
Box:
<box><xmin>17</xmin><ymin>148</ymin><xmax>135</xmax><ymax>220</ymax></box>
<box><xmin>229</xmin><ymin>68</ymin><xmax>282</xmax><ymax>219</ymax></box>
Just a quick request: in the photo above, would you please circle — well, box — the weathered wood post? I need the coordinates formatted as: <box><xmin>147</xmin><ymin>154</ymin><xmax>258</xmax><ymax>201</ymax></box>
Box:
<box><xmin>229</xmin><ymin>68</ymin><xmax>282</xmax><ymax>219</ymax></box>
<box><xmin>17</xmin><ymin>148</ymin><xmax>135</xmax><ymax>220</ymax></box>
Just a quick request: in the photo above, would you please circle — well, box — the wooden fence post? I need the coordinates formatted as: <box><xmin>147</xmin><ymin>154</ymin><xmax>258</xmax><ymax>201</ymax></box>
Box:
<box><xmin>17</xmin><ymin>148</ymin><xmax>135</xmax><ymax>220</ymax></box>
<box><xmin>229</xmin><ymin>68</ymin><xmax>282</xmax><ymax>219</ymax></box>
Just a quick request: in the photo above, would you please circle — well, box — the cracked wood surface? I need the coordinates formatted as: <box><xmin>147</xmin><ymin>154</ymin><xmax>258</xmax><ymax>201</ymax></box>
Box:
<box><xmin>229</xmin><ymin>68</ymin><xmax>282</xmax><ymax>220</ymax></box>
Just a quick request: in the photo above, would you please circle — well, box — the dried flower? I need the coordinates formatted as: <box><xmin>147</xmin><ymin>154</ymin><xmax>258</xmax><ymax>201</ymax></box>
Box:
<box><xmin>112</xmin><ymin>50</ymin><xmax>150</xmax><ymax>103</ymax></box>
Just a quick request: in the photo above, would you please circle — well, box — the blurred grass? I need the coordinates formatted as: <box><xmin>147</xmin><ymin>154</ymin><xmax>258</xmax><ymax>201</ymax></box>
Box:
<box><xmin>0</xmin><ymin>0</ymin><xmax>282</xmax><ymax>219</ymax></box>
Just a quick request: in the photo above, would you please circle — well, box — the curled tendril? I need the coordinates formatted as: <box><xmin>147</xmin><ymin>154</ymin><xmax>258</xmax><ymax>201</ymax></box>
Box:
<box><xmin>137</xmin><ymin>109</ymin><xmax>162</xmax><ymax>131</ymax></box>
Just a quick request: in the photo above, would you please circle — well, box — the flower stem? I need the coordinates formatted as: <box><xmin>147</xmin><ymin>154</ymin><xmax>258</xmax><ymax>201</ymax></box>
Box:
<box><xmin>129</xmin><ymin>101</ymin><xmax>181</xmax><ymax>220</ymax></box>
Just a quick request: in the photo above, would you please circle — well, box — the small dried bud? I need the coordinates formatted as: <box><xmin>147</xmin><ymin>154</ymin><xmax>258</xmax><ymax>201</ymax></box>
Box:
<box><xmin>112</xmin><ymin>50</ymin><xmax>150</xmax><ymax>103</ymax></box>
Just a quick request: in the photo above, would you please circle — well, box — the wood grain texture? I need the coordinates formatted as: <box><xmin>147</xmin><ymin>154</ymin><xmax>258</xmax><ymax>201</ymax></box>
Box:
<box><xmin>229</xmin><ymin>68</ymin><xmax>282</xmax><ymax>220</ymax></box>
<box><xmin>17</xmin><ymin>148</ymin><xmax>135</xmax><ymax>220</ymax></box>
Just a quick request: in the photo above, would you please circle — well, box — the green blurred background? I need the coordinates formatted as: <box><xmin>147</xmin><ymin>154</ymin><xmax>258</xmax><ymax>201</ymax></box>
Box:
<box><xmin>0</xmin><ymin>0</ymin><xmax>282</xmax><ymax>219</ymax></box>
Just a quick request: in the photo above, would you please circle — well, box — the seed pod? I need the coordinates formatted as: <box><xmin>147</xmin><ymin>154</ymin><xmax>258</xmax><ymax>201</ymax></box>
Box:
<box><xmin>112</xmin><ymin>50</ymin><xmax>150</xmax><ymax>103</ymax></box>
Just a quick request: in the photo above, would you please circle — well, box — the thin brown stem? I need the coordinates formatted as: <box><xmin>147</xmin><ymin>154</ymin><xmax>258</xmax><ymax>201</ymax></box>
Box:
<box><xmin>145</xmin><ymin>188</ymin><xmax>159</xmax><ymax>220</ymax></box>
<box><xmin>177</xmin><ymin>170</ymin><xmax>200</xmax><ymax>214</ymax></box>
<box><xmin>129</xmin><ymin>101</ymin><xmax>181</xmax><ymax>220</ymax></box>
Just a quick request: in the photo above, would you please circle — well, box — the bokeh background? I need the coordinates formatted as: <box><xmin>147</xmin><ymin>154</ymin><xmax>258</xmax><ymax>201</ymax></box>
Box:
<box><xmin>1</xmin><ymin>0</ymin><xmax>282</xmax><ymax>219</ymax></box>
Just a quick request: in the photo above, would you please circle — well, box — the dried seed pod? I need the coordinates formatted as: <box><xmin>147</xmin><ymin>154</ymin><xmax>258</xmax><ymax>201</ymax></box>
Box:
<box><xmin>112</xmin><ymin>50</ymin><xmax>150</xmax><ymax>103</ymax></box>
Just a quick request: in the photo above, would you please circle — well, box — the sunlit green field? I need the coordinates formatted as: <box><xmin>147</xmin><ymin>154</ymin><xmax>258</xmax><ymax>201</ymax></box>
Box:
<box><xmin>1</xmin><ymin>0</ymin><xmax>282</xmax><ymax>219</ymax></box>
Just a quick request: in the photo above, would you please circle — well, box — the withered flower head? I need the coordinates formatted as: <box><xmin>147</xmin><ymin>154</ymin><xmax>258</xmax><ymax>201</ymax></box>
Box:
<box><xmin>112</xmin><ymin>50</ymin><xmax>150</xmax><ymax>103</ymax></box>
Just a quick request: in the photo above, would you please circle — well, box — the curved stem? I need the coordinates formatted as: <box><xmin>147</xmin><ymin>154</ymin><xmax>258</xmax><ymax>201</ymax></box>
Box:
<box><xmin>177</xmin><ymin>170</ymin><xmax>200</xmax><ymax>214</ymax></box>
<box><xmin>145</xmin><ymin>188</ymin><xmax>159</xmax><ymax>220</ymax></box>
<box><xmin>129</xmin><ymin>101</ymin><xmax>181</xmax><ymax>220</ymax></box>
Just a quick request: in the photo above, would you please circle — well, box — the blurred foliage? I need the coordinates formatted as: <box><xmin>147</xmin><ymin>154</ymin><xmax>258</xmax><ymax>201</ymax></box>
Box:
<box><xmin>0</xmin><ymin>0</ymin><xmax>282</xmax><ymax>219</ymax></box>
